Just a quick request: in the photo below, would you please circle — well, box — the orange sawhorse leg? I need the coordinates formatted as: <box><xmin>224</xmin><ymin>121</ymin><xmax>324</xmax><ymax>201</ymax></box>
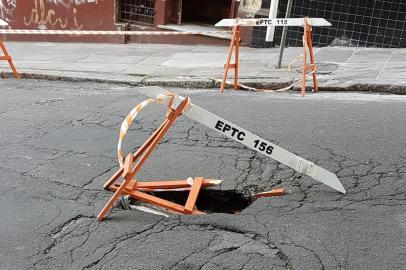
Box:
<box><xmin>111</xmin><ymin>178</ymin><xmax>220</xmax><ymax>192</ymax></box>
<box><xmin>301</xmin><ymin>17</ymin><xmax>318</xmax><ymax>96</ymax></box>
<box><xmin>221</xmin><ymin>25</ymin><xmax>240</xmax><ymax>93</ymax></box>
<box><xmin>108</xmin><ymin>176</ymin><xmax>206</xmax><ymax>215</ymax></box>
<box><xmin>306</xmin><ymin>29</ymin><xmax>318</xmax><ymax>92</ymax></box>
<box><xmin>184</xmin><ymin>177</ymin><xmax>203</xmax><ymax>213</ymax></box>
<box><xmin>102</xmin><ymin>119</ymin><xmax>169</xmax><ymax>191</ymax></box>
<box><xmin>98</xmin><ymin>97</ymin><xmax>192</xmax><ymax>220</ymax></box>
<box><xmin>234</xmin><ymin>27</ymin><xmax>240</xmax><ymax>91</ymax></box>
<box><xmin>0</xmin><ymin>38</ymin><xmax>19</xmax><ymax>79</ymax></box>
<box><xmin>98</xmin><ymin>152</ymin><xmax>135</xmax><ymax>221</ymax></box>
<box><xmin>301</xmin><ymin>32</ymin><xmax>308</xmax><ymax>97</ymax></box>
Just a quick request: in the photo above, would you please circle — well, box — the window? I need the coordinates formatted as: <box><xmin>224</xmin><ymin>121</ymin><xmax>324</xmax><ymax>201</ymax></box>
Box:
<box><xmin>118</xmin><ymin>0</ymin><xmax>156</xmax><ymax>25</ymax></box>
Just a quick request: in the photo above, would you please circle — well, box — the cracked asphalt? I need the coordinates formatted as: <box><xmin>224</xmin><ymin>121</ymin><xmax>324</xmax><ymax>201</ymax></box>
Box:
<box><xmin>0</xmin><ymin>79</ymin><xmax>405</xmax><ymax>270</ymax></box>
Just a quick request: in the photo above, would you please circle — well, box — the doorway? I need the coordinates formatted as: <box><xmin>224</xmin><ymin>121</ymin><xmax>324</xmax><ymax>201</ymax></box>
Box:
<box><xmin>157</xmin><ymin>0</ymin><xmax>237</xmax><ymax>42</ymax></box>
<box><xmin>181</xmin><ymin>0</ymin><xmax>234</xmax><ymax>25</ymax></box>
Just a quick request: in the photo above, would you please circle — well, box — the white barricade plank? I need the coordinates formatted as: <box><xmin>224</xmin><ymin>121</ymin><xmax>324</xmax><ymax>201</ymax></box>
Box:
<box><xmin>0</xmin><ymin>19</ymin><xmax>8</xmax><ymax>27</ymax></box>
<box><xmin>215</xmin><ymin>18</ymin><xmax>332</xmax><ymax>27</ymax></box>
<box><xmin>137</xmin><ymin>86</ymin><xmax>346</xmax><ymax>194</ymax></box>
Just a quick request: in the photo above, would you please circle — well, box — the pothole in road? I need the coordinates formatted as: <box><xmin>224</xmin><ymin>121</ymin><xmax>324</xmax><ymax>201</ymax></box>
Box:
<box><xmin>118</xmin><ymin>189</ymin><xmax>254</xmax><ymax>214</ymax></box>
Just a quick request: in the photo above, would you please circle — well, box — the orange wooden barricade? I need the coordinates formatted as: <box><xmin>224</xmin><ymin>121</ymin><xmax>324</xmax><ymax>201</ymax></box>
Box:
<box><xmin>98</xmin><ymin>97</ymin><xmax>212</xmax><ymax>220</ymax></box>
<box><xmin>0</xmin><ymin>38</ymin><xmax>19</xmax><ymax>79</ymax></box>
<box><xmin>220</xmin><ymin>17</ymin><xmax>319</xmax><ymax>96</ymax></box>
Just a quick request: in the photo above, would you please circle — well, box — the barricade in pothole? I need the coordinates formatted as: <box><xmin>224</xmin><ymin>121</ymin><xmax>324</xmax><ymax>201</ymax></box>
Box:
<box><xmin>215</xmin><ymin>17</ymin><xmax>330</xmax><ymax>96</ymax></box>
<box><xmin>98</xmin><ymin>86</ymin><xmax>346</xmax><ymax>220</ymax></box>
<box><xmin>0</xmin><ymin>19</ymin><xmax>19</xmax><ymax>79</ymax></box>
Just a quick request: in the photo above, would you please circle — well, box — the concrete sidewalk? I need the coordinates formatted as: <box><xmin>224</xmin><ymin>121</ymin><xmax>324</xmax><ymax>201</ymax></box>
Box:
<box><xmin>1</xmin><ymin>41</ymin><xmax>405</xmax><ymax>93</ymax></box>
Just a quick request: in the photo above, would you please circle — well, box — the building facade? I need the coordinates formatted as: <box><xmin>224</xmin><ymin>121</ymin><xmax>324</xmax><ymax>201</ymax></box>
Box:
<box><xmin>1</xmin><ymin>0</ymin><xmax>405</xmax><ymax>47</ymax></box>
<box><xmin>0</xmin><ymin>0</ymin><xmax>122</xmax><ymax>43</ymax></box>
<box><xmin>0</xmin><ymin>0</ymin><xmax>240</xmax><ymax>44</ymax></box>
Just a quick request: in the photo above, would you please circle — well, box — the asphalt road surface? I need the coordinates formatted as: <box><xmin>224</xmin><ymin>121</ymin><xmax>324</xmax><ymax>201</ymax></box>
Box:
<box><xmin>0</xmin><ymin>79</ymin><xmax>405</xmax><ymax>270</ymax></box>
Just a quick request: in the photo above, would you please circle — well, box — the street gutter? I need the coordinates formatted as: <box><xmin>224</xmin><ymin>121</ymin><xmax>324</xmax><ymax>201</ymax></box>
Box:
<box><xmin>1</xmin><ymin>70</ymin><xmax>405</xmax><ymax>95</ymax></box>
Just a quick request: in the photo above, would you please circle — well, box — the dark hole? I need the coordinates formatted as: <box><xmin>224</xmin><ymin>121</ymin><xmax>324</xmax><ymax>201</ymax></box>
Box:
<box><xmin>182</xmin><ymin>0</ymin><xmax>233</xmax><ymax>25</ymax></box>
<box><xmin>127</xmin><ymin>189</ymin><xmax>253</xmax><ymax>214</ymax></box>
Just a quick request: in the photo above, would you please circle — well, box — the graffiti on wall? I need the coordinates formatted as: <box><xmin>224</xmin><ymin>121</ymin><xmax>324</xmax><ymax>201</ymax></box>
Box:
<box><xmin>0</xmin><ymin>0</ymin><xmax>17</xmax><ymax>22</ymax></box>
<box><xmin>239</xmin><ymin>0</ymin><xmax>261</xmax><ymax>17</ymax></box>
<box><xmin>24</xmin><ymin>0</ymin><xmax>68</xmax><ymax>29</ymax></box>
<box><xmin>46</xmin><ymin>0</ymin><xmax>99</xmax><ymax>8</ymax></box>
<box><xmin>24</xmin><ymin>0</ymin><xmax>102</xmax><ymax>30</ymax></box>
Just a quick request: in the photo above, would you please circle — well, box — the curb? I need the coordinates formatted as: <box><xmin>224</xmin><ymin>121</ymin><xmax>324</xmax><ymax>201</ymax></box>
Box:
<box><xmin>320</xmin><ymin>84</ymin><xmax>406</xmax><ymax>95</ymax></box>
<box><xmin>1</xmin><ymin>70</ymin><xmax>406</xmax><ymax>95</ymax></box>
<box><xmin>142</xmin><ymin>77</ymin><xmax>216</xmax><ymax>89</ymax></box>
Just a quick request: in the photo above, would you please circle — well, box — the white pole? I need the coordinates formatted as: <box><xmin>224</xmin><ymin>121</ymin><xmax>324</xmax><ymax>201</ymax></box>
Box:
<box><xmin>266</xmin><ymin>0</ymin><xmax>280</xmax><ymax>42</ymax></box>
<box><xmin>277</xmin><ymin>0</ymin><xmax>293</xmax><ymax>68</ymax></box>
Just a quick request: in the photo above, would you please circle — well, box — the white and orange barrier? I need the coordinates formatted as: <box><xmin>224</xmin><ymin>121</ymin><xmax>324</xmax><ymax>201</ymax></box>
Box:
<box><xmin>0</xmin><ymin>29</ymin><xmax>230</xmax><ymax>36</ymax></box>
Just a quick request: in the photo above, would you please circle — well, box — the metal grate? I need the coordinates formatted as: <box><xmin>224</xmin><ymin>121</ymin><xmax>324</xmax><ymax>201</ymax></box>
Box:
<box><xmin>118</xmin><ymin>0</ymin><xmax>156</xmax><ymax>25</ymax></box>
<box><xmin>251</xmin><ymin>0</ymin><xmax>406</xmax><ymax>48</ymax></box>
